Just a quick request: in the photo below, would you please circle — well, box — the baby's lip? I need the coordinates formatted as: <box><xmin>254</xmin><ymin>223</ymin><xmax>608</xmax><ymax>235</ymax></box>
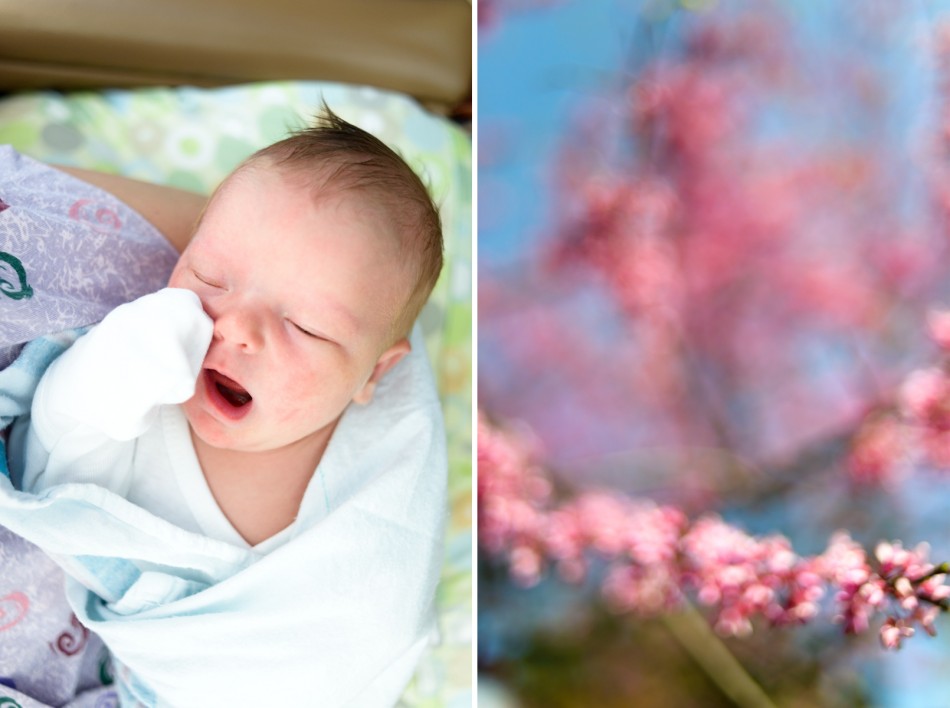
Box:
<box><xmin>209</xmin><ymin>368</ymin><xmax>246</xmax><ymax>393</ymax></box>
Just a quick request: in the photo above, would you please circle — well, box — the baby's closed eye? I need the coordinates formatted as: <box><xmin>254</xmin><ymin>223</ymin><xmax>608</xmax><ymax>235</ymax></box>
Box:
<box><xmin>287</xmin><ymin>319</ymin><xmax>333</xmax><ymax>343</ymax></box>
<box><xmin>192</xmin><ymin>269</ymin><xmax>226</xmax><ymax>289</ymax></box>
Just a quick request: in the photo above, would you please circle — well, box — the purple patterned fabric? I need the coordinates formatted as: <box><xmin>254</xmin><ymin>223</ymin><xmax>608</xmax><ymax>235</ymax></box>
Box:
<box><xmin>0</xmin><ymin>527</ymin><xmax>119</xmax><ymax>707</ymax></box>
<box><xmin>0</xmin><ymin>146</ymin><xmax>179</xmax><ymax>706</ymax></box>
<box><xmin>0</xmin><ymin>146</ymin><xmax>179</xmax><ymax>369</ymax></box>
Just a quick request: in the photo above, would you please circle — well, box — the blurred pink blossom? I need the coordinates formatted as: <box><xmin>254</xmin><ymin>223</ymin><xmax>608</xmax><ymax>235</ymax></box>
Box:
<box><xmin>480</xmin><ymin>414</ymin><xmax>950</xmax><ymax>648</ymax></box>
<box><xmin>847</xmin><ymin>413</ymin><xmax>907</xmax><ymax>485</ymax></box>
<box><xmin>927</xmin><ymin>310</ymin><xmax>950</xmax><ymax>351</ymax></box>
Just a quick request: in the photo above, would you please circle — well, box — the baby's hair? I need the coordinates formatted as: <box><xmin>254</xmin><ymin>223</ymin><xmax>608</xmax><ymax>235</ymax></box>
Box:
<box><xmin>242</xmin><ymin>104</ymin><xmax>443</xmax><ymax>342</ymax></box>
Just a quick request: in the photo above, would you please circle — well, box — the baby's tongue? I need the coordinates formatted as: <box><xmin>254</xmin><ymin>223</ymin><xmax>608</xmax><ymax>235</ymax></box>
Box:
<box><xmin>212</xmin><ymin>371</ymin><xmax>252</xmax><ymax>407</ymax></box>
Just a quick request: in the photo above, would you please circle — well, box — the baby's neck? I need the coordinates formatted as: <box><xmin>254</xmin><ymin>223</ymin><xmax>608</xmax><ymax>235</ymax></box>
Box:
<box><xmin>191</xmin><ymin>430</ymin><xmax>331</xmax><ymax>478</ymax></box>
<box><xmin>188</xmin><ymin>425</ymin><xmax>336</xmax><ymax>546</ymax></box>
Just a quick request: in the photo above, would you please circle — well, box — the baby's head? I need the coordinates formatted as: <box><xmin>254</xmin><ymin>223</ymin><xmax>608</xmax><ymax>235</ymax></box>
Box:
<box><xmin>169</xmin><ymin>107</ymin><xmax>443</xmax><ymax>458</ymax></box>
<box><xmin>243</xmin><ymin>107</ymin><xmax>444</xmax><ymax>342</ymax></box>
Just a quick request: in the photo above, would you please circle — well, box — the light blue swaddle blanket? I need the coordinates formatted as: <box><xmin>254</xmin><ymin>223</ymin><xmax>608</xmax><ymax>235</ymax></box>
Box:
<box><xmin>0</xmin><ymin>327</ymin><xmax>447</xmax><ymax>707</ymax></box>
<box><xmin>0</xmin><ymin>147</ymin><xmax>448</xmax><ymax>707</ymax></box>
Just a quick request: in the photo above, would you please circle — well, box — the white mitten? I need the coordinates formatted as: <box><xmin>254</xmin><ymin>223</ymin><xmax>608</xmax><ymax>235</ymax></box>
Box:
<box><xmin>32</xmin><ymin>287</ymin><xmax>213</xmax><ymax>446</ymax></box>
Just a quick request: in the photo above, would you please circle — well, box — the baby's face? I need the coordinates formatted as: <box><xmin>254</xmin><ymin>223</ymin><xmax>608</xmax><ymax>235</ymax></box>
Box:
<box><xmin>168</xmin><ymin>167</ymin><xmax>411</xmax><ymax>456</ymax></box>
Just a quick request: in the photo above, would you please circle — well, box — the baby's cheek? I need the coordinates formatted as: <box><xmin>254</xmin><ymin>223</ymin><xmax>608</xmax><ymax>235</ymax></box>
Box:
<box><xmin>275</xmin><ymin>393</ymin><xmax>326</xmax><ymax>429</ymax></box>
<box><xmin>282</xmin><ymin>367</ymin><xmax>351</xmax><ymax>427</ymax></box>
<box><xmin>273</xmin><ymin>367</ymin><xmax>321</xmax><ymax>420</ymax></box>
<box><xmin>167</xmin><ymin>264</ymin><xmax>185</xmax><ymax>288</ymax></box>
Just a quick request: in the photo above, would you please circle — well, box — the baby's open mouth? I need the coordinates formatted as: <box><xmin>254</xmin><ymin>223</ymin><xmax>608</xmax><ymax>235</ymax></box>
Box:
<box><xmin>207</xmin><ymin>369</ymin><xmax>252</xmax><ymax>408</ymax></box>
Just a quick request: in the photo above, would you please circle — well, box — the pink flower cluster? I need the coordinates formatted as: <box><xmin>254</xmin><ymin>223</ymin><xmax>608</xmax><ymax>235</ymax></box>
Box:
<box><xmin>679</xmin><ymin>517</ymin><xmax>824</xmax><ymax>637</ymax></box>
<box><xmin>480</xmin><ymin>413</ymin><xmax>950</xmax><ymax>649</ymax></box>
<box><xmin>816</xmin><ymin>535</ymin><xmax>950</xmax><ymax>648</ymax></box>
<box><xmin>900</xmin><ymin>366</ymin><xmax>950</xmax><ymax>469</ymax></box>
<box><xmin>848</xmin><ymin>310</ymin><xmax>950</xmax><ymax>483</ymax></box>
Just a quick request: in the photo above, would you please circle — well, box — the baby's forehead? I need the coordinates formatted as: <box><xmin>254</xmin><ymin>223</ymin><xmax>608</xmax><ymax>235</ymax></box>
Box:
<box><xmin>195</xmin><ymin>166</ymin><xmax>412</xmax><ymax>282</ymax></box>
<box><xmin>205</xmin><ymin>162</ymin><xmax>413</xmax><ymax>277</ymax></box>
<box><xmin>215</xmin><ymin>162</ymin><xmax>370</xmax><ymax>215</ymax></box>
<box><xmin>217</xmin><ymin>163</ymin><xmax>407</xmax><ymax>244</ymax></box>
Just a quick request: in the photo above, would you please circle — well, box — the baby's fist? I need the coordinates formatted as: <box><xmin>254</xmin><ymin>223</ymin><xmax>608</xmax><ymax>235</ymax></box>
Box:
<box><xmin>37</xmin><ymin>288</ymin><xmax>213</xmax><ymax>441</ymax></box>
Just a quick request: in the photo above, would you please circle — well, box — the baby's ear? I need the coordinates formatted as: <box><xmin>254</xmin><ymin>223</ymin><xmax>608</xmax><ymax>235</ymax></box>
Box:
<box><xmin>352</xmin><ymin>338</ymin><xmax>411</xmax><ymax>405</ymax></box>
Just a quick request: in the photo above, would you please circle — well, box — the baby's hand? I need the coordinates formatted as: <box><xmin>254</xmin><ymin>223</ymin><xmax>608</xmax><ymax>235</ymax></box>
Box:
<box><xmin>96</xmin><ymin>287</ymin><xmax>213</xmax><ymax>405</ymax></box>
<box><xmin>33</xmin><ymin>288</ymin><xmax>213</xmax><ymax>442</ymax></box>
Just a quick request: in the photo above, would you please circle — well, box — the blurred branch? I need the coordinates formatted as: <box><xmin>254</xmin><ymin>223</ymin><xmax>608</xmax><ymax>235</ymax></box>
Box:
<box><xmin>662</xmin><ymin>602</ymin><xmax>777</xmax><ymax>708</ymax></box>
<box><xmin>547</xmin><ymin>423</ymin><xmax>855</xmax><ymax>508</ymax></box>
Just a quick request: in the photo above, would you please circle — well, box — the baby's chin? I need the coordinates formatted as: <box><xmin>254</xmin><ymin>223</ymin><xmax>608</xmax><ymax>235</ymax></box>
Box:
<box><xmin>180</xmin><ymin>397</ymin><xmax>245</xmax><ymax>451</ymax></box>
<box><xmin>181</xmin><ymin>394</ymin><xmax>344</xmax><ymax>462</ymax></box>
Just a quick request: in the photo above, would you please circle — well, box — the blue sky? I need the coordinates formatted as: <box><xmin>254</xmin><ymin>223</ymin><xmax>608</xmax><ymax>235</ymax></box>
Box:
<box><xmin>479</xmin><ymin>0</ymin><xmax>637</xmax><ymax>265</ymax></box>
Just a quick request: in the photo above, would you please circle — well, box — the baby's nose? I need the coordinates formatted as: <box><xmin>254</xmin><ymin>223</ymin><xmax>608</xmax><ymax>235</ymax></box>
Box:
<box><xmin>213</xmin><ymin>307</ymin><xmax>264</xmax><ymax>353</ymax></box>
